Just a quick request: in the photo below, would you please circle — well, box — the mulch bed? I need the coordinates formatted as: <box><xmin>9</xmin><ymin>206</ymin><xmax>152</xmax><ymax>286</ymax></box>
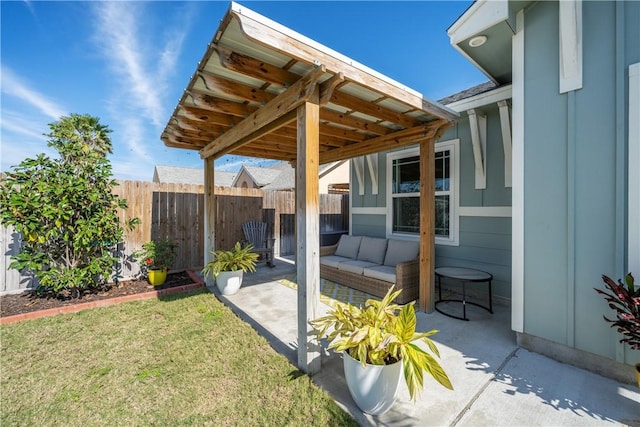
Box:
<box><xmin>0</xmin><ymin>271</ymin><xmax>201</xmax><ymax>319</ymax></box>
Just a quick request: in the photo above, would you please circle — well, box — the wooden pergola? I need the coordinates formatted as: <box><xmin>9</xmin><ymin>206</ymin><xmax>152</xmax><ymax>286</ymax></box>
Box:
<box><xmin>161</xmin><ymin>2</ymin><xmax>458</xmax><ymax>374</ymax></box>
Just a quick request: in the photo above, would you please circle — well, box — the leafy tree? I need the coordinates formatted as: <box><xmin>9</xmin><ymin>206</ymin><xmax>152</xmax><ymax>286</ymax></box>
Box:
<box><xmin>0</xmin><ymin>114</ymin><xmax>138</xmax><ymax>296</ymax></box>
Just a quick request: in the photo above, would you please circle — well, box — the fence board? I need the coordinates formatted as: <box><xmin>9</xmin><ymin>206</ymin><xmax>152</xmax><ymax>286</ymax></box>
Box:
<box><xmin>1</xmin><ymin>180</ymin><xmax>348</xmax><ymax>294</ymax></box>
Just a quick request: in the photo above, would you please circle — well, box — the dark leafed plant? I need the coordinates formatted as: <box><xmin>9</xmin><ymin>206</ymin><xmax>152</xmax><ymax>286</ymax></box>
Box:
<box><xmin>0</xmin><ymin>114</ymin><xmax>138</xmax><ymax>296</ymax></box>
<box><xmin>594</xmin><ymin>273</ymin><xmax>640</xmax><ymax>349</ymax></box>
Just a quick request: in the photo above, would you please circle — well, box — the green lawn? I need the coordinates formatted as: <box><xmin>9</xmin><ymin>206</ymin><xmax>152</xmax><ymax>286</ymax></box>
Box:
<box><xmin>1</xmin><ymin>289</ymin><xmax>357</xmax><ymax>426</ymax></box>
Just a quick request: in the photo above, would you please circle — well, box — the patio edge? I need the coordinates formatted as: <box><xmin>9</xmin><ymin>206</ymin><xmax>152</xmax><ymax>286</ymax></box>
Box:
<box><xmin>0</xmin><ymin>270</ymin><xmax>205</xmax><ymax>325</ymax></box>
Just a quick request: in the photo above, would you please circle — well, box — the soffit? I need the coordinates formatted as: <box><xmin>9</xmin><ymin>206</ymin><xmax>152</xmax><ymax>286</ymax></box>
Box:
<box><xmin>447</xmin><ymin>0</ymin><xmax>533</xmax><ymax>85</ymax></box>
<box><xmin>161</xmin><ymin>2</ymin><xmax>458</xmax><ymax>165</ymax></box>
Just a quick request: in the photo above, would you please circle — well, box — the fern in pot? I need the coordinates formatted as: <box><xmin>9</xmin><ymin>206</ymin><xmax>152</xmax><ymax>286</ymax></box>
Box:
<box><xmin>202</xmin><ymin>242</ymin><xmax>258</xmax><ymax>295</ymax></box>
<box><xmin>311</xmin><ymin>286</ymin><xmax>453</xmax><ymax>415</ymax></box>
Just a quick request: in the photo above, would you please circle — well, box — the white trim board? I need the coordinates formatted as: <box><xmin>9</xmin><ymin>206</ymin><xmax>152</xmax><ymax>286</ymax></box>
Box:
<box><xmin>629</xmin><ymin>62</ymin><xmax>640</xmax><ymax>275</ymax></box>
<box><xmin>353</xmin><ymin>157</ymin><xmax>365</xmax><ymax>196</ymax></box>
<box><xmin>447</xmin><ymin>0</ymin><xmax>510</xmax><ymax>45</ymax></box>
<box><xmin>459</xmin><ymin>207</ymin><xmax>512</xmax><ymax>217</ymax></box>
<box><xmin>498</xmin><ymin>100</ymin><xmax>513</xmax><ymax>187</ymax></box>
<box><xmin>351</xmin><ymin>207</ymin><xmax>386</xmax><ymax>215</ymax></box>
<box><xmin>511</xmin><ymin>9</ymin><xmax>525</xmax><ymax>334</ymax></box>
<box><xmin>559</xmin><ymin>0</ymin><xmax>583</xmax><ymax>93</ymax></box>
<box><xmin>446</xmin><ymin>85</ymin><xmax>512</xmax><ymax>112</ymax></box>
<box><xmin>468</xmin><ymin>109</ymin><xmax>487</xmax><ymax>189</ymax></box>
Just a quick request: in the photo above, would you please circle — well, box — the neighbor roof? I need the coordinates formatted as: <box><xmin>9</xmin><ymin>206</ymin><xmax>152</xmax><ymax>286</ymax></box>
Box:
<box><xmin>161</xmin><ymin>2</ymin><xmax>458</xmax><ymax>165</ymax></box>
<box><xmin>261</xmin><ymin>161</ymin><xmax>345</xmax><ymax>191</ymax></box>
<box><xmin>153</xmin><ymin>165</ymin><xmax>236</xmax><ymax>186</ymax></box>
<box><xmin>233</xmin><ymin>165</ymin><xmax>282</xmax><ymax>187</ymax></box>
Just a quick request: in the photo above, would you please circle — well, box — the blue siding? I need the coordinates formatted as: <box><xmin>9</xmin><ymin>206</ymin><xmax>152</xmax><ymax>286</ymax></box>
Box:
<box><xmin>436</xmin><ymin>217</ymin><xmax>512</xmax><ymax>299</ymax></box>
<box><xmin>522</xmin><ymin>0</ymin><xmax>639</xmax><ymax>363</ymax></box>
<box><xmin>351</xmin><ymin>214</ymin><xmax>386</xmax><ymax>237</ymax></box>
<box><xmin>455</xmin><ymin>111</ymin><xmax>512</xmax><ymax>207</ymax></box>
<box><xmin>350</xmin><ymin>154</ymin><xmax>386</xmax><ymax>208</ymax></box>
<box><xmin>351</xmin><ymin>101</ymin><xmax>513</xmax><ymax>301</ymax></box>
<box><xmin>523</xmin><ymin>0</ymin><xmax>570</xmax><ymax>346</ymax></box>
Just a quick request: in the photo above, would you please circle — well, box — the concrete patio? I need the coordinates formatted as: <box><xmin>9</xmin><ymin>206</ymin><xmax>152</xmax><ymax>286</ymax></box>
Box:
<box><xmin>204</xmin><ymin>259</ymin><xmax>640</xmax><ymax>426</ymax></box>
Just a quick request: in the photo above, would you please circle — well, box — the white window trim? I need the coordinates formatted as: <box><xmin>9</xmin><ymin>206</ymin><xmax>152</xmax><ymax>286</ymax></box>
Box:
<box><xmin>385</xmin><ymin>139</ymin><xmax>460</xmax><ymax>246</ymax></box>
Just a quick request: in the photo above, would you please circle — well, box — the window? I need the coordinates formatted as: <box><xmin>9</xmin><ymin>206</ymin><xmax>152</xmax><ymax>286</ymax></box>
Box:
<box><xmin>387</xmin><ymin>140</ymin><xmax>459</xmax><ymax>245</ymax></box>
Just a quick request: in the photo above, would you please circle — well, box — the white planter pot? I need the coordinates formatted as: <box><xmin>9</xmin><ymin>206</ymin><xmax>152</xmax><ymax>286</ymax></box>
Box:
<box><xmin>215</xmin><ymin>270</ymin><xmax>244</xmax><ymax>295</ymax></box>
<box><xmin>343</xmin><ymin>351</ymin><xmax>403</xmax><ymax>416</ymax></box>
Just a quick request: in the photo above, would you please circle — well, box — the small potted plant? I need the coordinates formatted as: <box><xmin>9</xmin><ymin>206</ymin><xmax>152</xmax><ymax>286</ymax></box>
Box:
<box><xmin>594</xmin><ymin>272</ymin><xmax>639</xmax><ymax>386</ymax></box>
<box><xmin>310</xmin><ymin>286</ymin><xmax>453</xmax><ymax>415</ymax></box>
<box><xmin>134</xmin><ymin>239</ymin><xmax>177</xmax><ymax>286</ymax></box>
<box><xmin>202</xmin><ymin>241</ymin><xmax>259</xmax><ymax>295</ymax></box>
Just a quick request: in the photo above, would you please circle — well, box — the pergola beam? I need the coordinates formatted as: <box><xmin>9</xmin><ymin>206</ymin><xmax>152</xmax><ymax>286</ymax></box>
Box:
<box><xmin>419</xmin><ymin>139</ymin><xmax>435</xmax><ymax>313</ymax></box>
<box><xmin>203</xmin><ymin>157</ymin><xmax>216</xmax><ymax>287</ymax></box>
<box><xmin>319</xmin><ymin>119</ymin><xmax>450</xmax><ymax>164</ymax></box>
<box><xmin>296</xmin><ymin>86</ymin><xmax>321</xmax><ymax>375</ymax></box>
<box><xmin>199</xmin><ymin>66</ymin><xmax>327</xmax><ymax>159</ymax></box>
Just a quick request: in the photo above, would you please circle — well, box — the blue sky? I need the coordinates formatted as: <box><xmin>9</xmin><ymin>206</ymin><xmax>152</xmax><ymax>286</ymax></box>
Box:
<box><xmin>1</xmin><ymin>1</ymin><xmax>484</xmax><ymax>181</ymax></box>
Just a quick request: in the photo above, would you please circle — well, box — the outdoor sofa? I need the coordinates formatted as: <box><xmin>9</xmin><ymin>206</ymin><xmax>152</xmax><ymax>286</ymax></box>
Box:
<box><xmin>319</xmin><ymin>235</ymin><xmax>420</xmax><ymax>304</ymax></box>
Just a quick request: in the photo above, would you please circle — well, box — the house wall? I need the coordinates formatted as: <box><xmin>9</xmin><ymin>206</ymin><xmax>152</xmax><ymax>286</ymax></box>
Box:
<box><xmin>234</xmin><ymin>169</ymin><xmax>259</xmax><ymax>189</ymax></box>
<box><xmin>319</xmin><ymin>161</ymin><xmax>350</xmax><ymax>194</ymax></box>
<box><xmin>521</xmin><ymin>0</ymin><xmax>640</xmax><ymax>365</ymax></box>
<box><xmin>350</xmin><ymin>102</ymin><xmax>513</xmax><ymax>300</ymax></box>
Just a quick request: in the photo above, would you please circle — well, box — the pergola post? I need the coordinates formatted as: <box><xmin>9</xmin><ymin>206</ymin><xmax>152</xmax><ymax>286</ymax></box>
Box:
<box><xmin>419</xmin><ymin>139</ymin><xmax>436</xmax><ymax>312</ymax></box>
<box><xmin>203</xmin><ymin>156</ymin><xmax>216</xmax><ymax>287</ymax></box>
<box><xmin>296</xmin><ymin>86</ymin><xmax>321</xmax><ymax>375</ymax></box>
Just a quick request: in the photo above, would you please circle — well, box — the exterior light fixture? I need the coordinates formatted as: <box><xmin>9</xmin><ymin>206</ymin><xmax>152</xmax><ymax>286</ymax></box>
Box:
<box><xmin>468</xmin><ymin>35</ymin><xmax>487</xmax><ymax>48</ymax></box>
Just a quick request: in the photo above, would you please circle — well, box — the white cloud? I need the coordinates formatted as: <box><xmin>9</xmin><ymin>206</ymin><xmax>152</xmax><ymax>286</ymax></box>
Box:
<box><xmin>0</xmin><ymin>112</ymin><xmax>47</xmax><ymax>140</ymax></box>
<box><xmin>93</xmin><ymin>2</ymin><xmax>163</xmax><ymax>127</ymax></box>
<box><xmin>1</xmin><ymin>66</ymin><xmax>67</xmax><ymax>119</ymax></box>
<box><xmin>91</xmin><ymin>2</ymin><xmax>191</xmax><ymax>180</ymax></box>
<box><xmin>0</xmin><ymin>133</ymin><xmax>56</xmax><ymax>172</ymax></box>
<box><xmin>110</xmin><ymin>157</ymin><xmax>154</xmax><ymax>182</ymax></box>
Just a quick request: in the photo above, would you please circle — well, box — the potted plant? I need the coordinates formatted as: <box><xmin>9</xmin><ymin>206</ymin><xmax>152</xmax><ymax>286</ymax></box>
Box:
<box><xmin>594</xmin><ymin>272</ymin><xmax>640</xmax><ymax>386</ymax></box>
<box><xmin>202</xmin><ymin>241</ymin><xmax>259</xmax><ymax>295</ymax></box>
<box><xmin>310</xmin><ymin>286</ymin><xmax>453</xmax><ymax>415</ymax></box>
<box><xmin>134</xmin><ymin>239</ymin><xmax>177</xmax><ymax>286</ymax></box>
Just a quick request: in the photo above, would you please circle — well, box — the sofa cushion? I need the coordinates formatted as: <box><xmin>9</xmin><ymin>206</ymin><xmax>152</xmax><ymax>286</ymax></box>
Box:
<box><xmin>356</xmin><ymin>236</ymin><xmax>388</xmax><ymax>265</ymax></box>
<box><xmin>363</xmin><ymin>265</ymin><xmax>397</xmax><ymax>283</ymax></box>
<box><xmin>320</xmin><ymin>255</ymin><xmax>353</xmax><ymax>269</ymax></box>
<box><xmin>337</xmin><ymin>260</ymin><xmax>379</xmax><ymax>275</ymax></box>
<box><xmin>334</xmin><ymin>235</ymin><xmax>362</xmax><ymax>259</ymax></box>
<box><xmin>383</xmin><ymin>239</ymin><xmax>420</xmax><ymax>267</ymax></box>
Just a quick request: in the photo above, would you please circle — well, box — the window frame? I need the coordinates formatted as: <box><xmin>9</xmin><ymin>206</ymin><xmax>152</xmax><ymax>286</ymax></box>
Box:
<box><xmin>385</xmin><ymin>139</ymin><xmax>459</xmax><ymax>246</ymax></box>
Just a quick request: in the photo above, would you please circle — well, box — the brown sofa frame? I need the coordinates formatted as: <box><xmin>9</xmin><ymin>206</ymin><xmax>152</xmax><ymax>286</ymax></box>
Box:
<box><xmin>319</xmin><ymin>243</ymin><xmax>420</xmax><ymax>304</ymax></box>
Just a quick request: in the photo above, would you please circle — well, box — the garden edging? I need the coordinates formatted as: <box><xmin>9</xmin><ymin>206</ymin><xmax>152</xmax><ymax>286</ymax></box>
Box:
<box><xmin>0</xmin><ymin>270</ymin><xmax>205</xmax><ymax>325</ymax></box>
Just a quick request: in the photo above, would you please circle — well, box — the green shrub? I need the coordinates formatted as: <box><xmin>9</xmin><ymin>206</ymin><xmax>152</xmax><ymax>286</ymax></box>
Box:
<box><xmin>0</xmin><ymin>114</ymin><xmax>138</xmax><ymax>296</ymax></box>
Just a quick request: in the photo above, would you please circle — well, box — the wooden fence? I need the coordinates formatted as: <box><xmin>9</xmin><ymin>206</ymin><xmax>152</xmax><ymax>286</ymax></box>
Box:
<box><xmin>1</xmin><ymin>180</ymin><xmax>348</xmax><ymax>294</ymax></box>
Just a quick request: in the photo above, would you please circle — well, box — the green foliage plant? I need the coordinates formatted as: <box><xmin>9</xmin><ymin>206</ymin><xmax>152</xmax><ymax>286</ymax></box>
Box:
<box><xmin>0</xmin><ymin>114</ymin><xmax>138</xmax><ymax>296</ymax></box>
<box><xmin>595</xmin><ymin>273</ymin><xmax>640</xmax><ymax>349</ymax></box>
<box><xmin>202</xmin><ymin>241</ymin><xmax>259</xmax><ymax>278</ymax></box>
<box><xmin>310</xmin><ymin>286</ymin><xmax>453</xmax><ymax>401</ymax></box>
<box><xmin>134</xmin><ymin>239</ymin><xmax>177</xmax><ymax>274</ymax></box>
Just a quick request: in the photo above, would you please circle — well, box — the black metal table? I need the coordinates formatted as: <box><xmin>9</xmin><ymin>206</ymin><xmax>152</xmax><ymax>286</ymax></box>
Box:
<box><xmin>435</xmin><ymin>267</ymin><xmax>493</xmax><ymax>321</ymax></box>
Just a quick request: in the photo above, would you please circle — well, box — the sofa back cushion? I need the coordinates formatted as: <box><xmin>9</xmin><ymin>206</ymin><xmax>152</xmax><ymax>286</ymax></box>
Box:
<box><xmin>334</xmin><ymin>235</ymin><xmax>362</xmax><ymax>259</ymax></box>
<box><xmin>383</xmin><ymin>239</ymin><xmax>420</xmax><ymax>267</ymax></box>
<box><xmin>357</xmin><ymin>236</ymin><xmax>388</xmax><ymax>265</ymax></box>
